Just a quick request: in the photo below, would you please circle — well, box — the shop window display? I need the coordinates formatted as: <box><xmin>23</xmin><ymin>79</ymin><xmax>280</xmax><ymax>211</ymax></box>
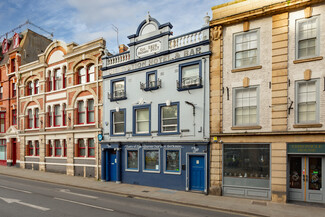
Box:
<box><xmin>223</xmin><ymin>144</ymin><xmax>270</xmax><ymax>188</ymax></box>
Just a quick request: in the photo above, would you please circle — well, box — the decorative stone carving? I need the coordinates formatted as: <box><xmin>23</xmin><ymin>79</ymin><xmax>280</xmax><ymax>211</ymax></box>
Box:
<box><xmin>304</xmin><ymin>69</ymin><xmax>311</xmax><ymax>81</ymax></box>
<box><xmin>243</xmin><ymin>77</ymin><xmax>250</xmax><ymax>87</ymax></box>
<box><xmin>243</xmin><ymin>21</ymin><xmax>250</xmax><ymax>32</ymax></box>
<box><xmin>212</xmin><ymin>26</ymin><xmax>223</xmax><ymax>41</ymax></box>
<box><xmin>304</xmin><ymin>7</ymin><xmax>312</xmax><ymax>18</ymax></box>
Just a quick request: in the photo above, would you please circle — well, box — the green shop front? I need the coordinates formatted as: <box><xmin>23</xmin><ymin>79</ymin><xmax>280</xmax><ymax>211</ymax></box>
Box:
<box><xmin>288</xmin><ymin>143</ymin><xmax>325</xmax><ymax>203</ymax></box>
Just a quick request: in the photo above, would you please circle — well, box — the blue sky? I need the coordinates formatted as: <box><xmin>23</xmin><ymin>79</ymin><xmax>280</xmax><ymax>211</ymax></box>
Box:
<box><xmin>0</xmin><ymin>0</ymin><xmax>231</xmax><ymax>54</ymax></box>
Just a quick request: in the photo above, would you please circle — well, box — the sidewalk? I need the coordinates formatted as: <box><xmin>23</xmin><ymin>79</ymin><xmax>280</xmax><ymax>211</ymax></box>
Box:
<box><xmin>0</xmin><ymin>166</ymin><xmax>324</xmax><ymax>217</ymax></box>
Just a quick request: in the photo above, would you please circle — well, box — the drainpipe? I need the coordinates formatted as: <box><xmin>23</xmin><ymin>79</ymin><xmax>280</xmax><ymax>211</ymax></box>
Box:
<box><xmin>202</xmin><ymin>57</ymin><xmax>207</xmax><ymax>140</ymax></box>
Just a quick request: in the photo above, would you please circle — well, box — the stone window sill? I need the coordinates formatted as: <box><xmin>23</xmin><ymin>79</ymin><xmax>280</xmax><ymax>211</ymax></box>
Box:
<box><xmin>293</xmin><ymin>123</ymin><xmax>322</xmax><ymax>128</ymax></box>
<box><xmin>231</xmin><ymin>125</ymin><xmax>262</xmax><ymax>130</ymax></box>
<box><xmin>293</xmin><ymin>56</ymin><xmax>323</xmax><ymax>64</ymax></box>
<box><xmin>231</xmin><ymin>65</ymin><xmax>262</xmax><ymax>73</ymax></box>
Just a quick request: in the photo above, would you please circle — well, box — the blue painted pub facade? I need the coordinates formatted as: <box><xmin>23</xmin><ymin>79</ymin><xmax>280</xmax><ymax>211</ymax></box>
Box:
<box><xmin>101</xmin><ymin>15</ymin><xmax>211</xmax><ymax>192</ymax></box>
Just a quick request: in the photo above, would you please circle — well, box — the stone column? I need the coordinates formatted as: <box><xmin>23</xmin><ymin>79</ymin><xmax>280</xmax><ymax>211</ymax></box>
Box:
<box><xmin>39</xmin><ymin>135</ymin><xmax>46</xmax><ymax>171</ymax></box>
<box><xmin>66</xmin><ymin>134</ymin><xmax>75</xmax><ymax>176</ymax></box>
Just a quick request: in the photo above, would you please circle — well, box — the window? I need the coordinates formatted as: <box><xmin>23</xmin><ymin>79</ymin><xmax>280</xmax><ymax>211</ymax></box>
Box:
<box><xmin>133</xmin><ymin>105</ymin><xmax>150</xmax><ymax>135</ymax></box>
<box><xmin>12</xmin><ymin>109</ymin><xmax>17</xmax><ymax>125</ymax></box>
<box><xmin>62</xmin><ymin>104</ymin><xmax>67</xmax><ymax>126</ymax></box>
<box><xmin>77</xmin><ymin>101</ymin><xmax>85</xmax><ymax>124</ymax></box>
<box><xmin>28</xmin><ymin>141</ymin><xmax>33</xmax><ymax>156</ymax></box>
<box><xmin>158</xmin><ymin>103</ymin><xmax>179</xmax><ymax>134</ymax></box>
<box><xmin>223</xmin><ymin>144</ymin><xmax>270</xmax><ymax>188</ymax></box>
<box><xmin>63</xmin><ymin>67</ymin><xmax>67</xmax><ymax>88</ymax></box>
<box><xmin>126</xmin><ymin>150</ymin><xmax>138</xmax><ymax>171</ymax></box>
<box><xmin>27</xmin><ymin>81</ymin><xmax>33</xmax><ymax>96</ymax></box>
<box><xmin>88</xmin><ymin>138</ymin><xmax>95</xmax><ymax>157</ymax></box>
<box><xmin>34</xmin><ymin>80</ymin><xmax>39</xmax><ymax>94</ymax></box>
<box><xmin>88</xmin><ymin>65</ymin><xmax>95</xmax><ymax>82</ymax></box>
<box><xmin>78</xmin><ymin>139</ymin><xmax>85</xmax><ymax>157</ymax></box>
<box><xmin>28</xmin><ymin>109</ymin><xmax>33</xmax><ymax>129</ymax></box>
<box><xmin>35</xmin><ymin>141</ymin><xmax>39</xmax><ymax>156</ymax></box>
<box><xmin>296</xmin><ymin>80</ymin><xmax>319</xmax><ymax>124</ymax></box>
<box><xmin>144</xmin><ymin>149</ymin><xmax>160</xmax><ymax>172</ymax></box>
<box><xmin>165</xmin><ymin>150</ymin><xmax>180</xmax><ymax>173</ymax></box>
<box><xmin>233</xmin><ymin>87</ymin><xmax>258</xmax><ymax>126</ymax></box>
<box><xmin>111</xmin><ymin>78</ymin><xmax>126</xmax><ymax>101</ymax></box>
<box><xmin>12</xmin><ymin>82</ymin><xmax>16</xmax><ymax>97</ymax></box>
<box><xmin>48</xmin><ymin>72</ymin><xmax>53</xmax><ymax>92</ymax></box>
<box><xmin>233</xmin><ymin>30</ymin><xmax>259</xmax><ymax>69</ymax></box>
<box><xmin>111</xmin><ymin>109</ymin><xmax>125</xmax><ymax>135</ymax></box>
<box><xmin>54</xmin><ymin>68</ymin><xmax>62</xmax><ymax>90</ymax></box>
<box><xmin>0</xmin><ymin>112</ymin><xmax>5</xmax><ymax>133</ymax></box>
<box><xmin>178</xmin><ymin>61</ymin><xmax>202</xmax><ymax>90</ymax></box>
<box><xmin>78</xmin><ymin>67</ymin><xmax>86</xmax><ymax>84</ymax></box>
<box><xmin>0</xmin><ymin>86</ymin><xmax>3</xmax><ymax>99</ymax></box>
<box><xmin>63</xmin><ymin>140</ymin><xmax>67</xmax><ymax>157</ymax></box>
<box><xmin>55</xmin><ymin>140</ymin><xmax>61</xmax><ymax>157</ymax></box>
<box><xmin>296</xmin><ymin>16</ymin><xmax>319</xmax><ymax>59</ymax></box>
<box><xmin>34</xmin><ymin>108</ymin><xmax>39</xmax><ymax>128</ymax></box>
<box><xmin>54</xmin><ymin>105</ymin><xmax>61</xmax><ymax>126</ymax></box>
<box><xmin>143</xmin><ymin>71</ymin><xmax>160</xmax><ymax>91</ymax></box>
<box><xmin>11</xmin><ymin>58</ymin><xmax>15</xmax><ymax>72</ymax></box>
<box><xmin>48</xmin><ymin>107</ymin><xmax>52</xmax><ymax>127</ymax></box>
<box><xmin>87</xmin><ymin>99</ymin><xmax>94</xmax><ymax>123</ymax></box>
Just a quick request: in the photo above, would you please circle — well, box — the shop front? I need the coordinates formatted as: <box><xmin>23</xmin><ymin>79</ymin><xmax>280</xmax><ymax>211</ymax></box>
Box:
<box><xmin>0</xmin><ymin>139</ymin><xmax>6</xmax><ymax>166</ymax></box>
<box><xmin>101</xmin><ymin>142</ymin><xmax>209</xmax><ymax>192</ymax></box>
<box><xmin>288</xmin><ymin>143</ymin><xmax>325</xmax><ymax>203</ymax></box>
<box><xmin>222</xmin><ymin>143</ymin><xmax>271</xmax><ymax>199</ymax></box>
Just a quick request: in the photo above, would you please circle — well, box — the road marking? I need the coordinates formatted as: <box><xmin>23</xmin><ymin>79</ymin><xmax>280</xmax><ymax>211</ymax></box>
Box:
<box><xmin>54</xmin><ymin>197</ymin><xmax>114</xmax><ymax>212</ymax></box>
<box><xmin>59</xmin><ymin>189</ymin><xmax>98</xmax><ymax>199</ymax></box>
<box><xmin>0</xmin><ymin>197</ymin><xmax>50</xmax><ymax>211</ymax></box>
<box><xmin>0</xmin><ymin>185</ymin><xmax>32</xmax><ymax>194</ymax></box>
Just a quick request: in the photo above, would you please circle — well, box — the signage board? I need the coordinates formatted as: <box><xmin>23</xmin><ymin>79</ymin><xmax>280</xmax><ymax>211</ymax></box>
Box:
<box><xmin>288</xmin><ymin>144</ymin><xmax>325</xmax><ymax>154</ymax></box>
<box><xmin>136</xmin><ymin>41</ymin><xmax>161</xmax><ymax>57</ymax></box>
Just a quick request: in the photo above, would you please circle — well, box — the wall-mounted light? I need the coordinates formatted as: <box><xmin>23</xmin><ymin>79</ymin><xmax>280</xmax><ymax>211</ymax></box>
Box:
<box><xmin>105</xmin><ymin>121</ymin><xmax>109</xmax><ymax>126</ymax></box>
<box><xmin>116</xmin><ymin>107</ymin><xmax>120</xmax><ymax>112</ymax></box>
<box><xmin>166</xmin><ymin>100</ymin><xmax>171</xmax><ymax>106</ymax></box>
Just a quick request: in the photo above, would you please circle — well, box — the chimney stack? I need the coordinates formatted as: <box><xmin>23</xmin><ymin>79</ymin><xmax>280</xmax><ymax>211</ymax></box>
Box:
<box><xmin>119</xmin><ymin>44</ymin><xmax>128</xmax><ymax>53</ymax></box>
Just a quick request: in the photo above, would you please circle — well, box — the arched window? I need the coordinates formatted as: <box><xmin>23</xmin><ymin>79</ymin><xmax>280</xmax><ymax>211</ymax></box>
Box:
<box><xmin>34</xmin><ymin>80</ymin><xmax>39</xmax><ymax>94</ymax></box>
<box><xmin>34</xmin><ymin>108</ymin><xmax>39</xmax><ymax>128</ymax></box>
<box><xmin>48</xmin><ymin>72</ymin><xmax>53</xmax><ymax>92</ymax></box>
<box><xmin>88</xmin><ymin>65</ymin><xmax>95</xmax><ymax>82</ymax></box>
<box><xmin>54</xmin><ymin>68</ymin><xmax>62</xmax><ymax>90</ymax></box>
<box><xmin>28</xmin><ymin>109</ymin><xmax>33</xmax><ymax>129</ymax></box>
<box><xmin>63</xmin><ymin>66</ymin><xmax>67</xmax><ymax>88</ymax></box>
<box><xmin>27</xmin><ymin>81</ymin><xmax>33</xmax><ymax>96</ymax></box>
<box><xmin>78</xmin><ymin>68</ymin><xmax>86</xmax><ymax>84</ymax></box>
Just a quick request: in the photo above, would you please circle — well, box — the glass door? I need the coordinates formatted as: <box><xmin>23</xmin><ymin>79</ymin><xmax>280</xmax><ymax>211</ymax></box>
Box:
<box><xmin>288</xmin><ymin>156</ymin><xmax>324</xmax><ymax>203</ymax></box>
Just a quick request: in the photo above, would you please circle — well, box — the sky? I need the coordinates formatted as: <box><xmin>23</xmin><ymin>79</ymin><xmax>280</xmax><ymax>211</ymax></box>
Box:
<box><xmin>0</xmin><ymin>0</ymin><xmax>231</xmax><ymax>54</ymax></box>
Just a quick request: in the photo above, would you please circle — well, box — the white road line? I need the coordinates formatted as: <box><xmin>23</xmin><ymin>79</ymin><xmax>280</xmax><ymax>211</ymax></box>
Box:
<box><xmin>0</xmin><ymin>197</ymin><xmax>50</xmax><ymax>211</ymax></box>
<box><xmin>54</xmin><ymin>197</ymin><xmax>114</xmax><ymax>212</ymax></box>
<box><xmin>0</xmin><ymin>185</ymin><xmax>32</xmax><ymax>194</ymax></box>
<box><xmin>59</xmin><ymin>189</ymin><xmax>98</xmax><ymax>199</ymax></box>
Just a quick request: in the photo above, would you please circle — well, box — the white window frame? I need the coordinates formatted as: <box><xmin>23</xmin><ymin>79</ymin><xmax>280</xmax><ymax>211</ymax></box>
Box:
<box><xmin>295</xmin><ymin>79</ymin><xmax>319</xmax><ymax>124</ymax></box>
<box><xmin>142</xmin><ymin>148</ymin><xmax>160</xmax><ymax>173</ymax></box>
<box><xmin>295</xmin><ymin>16</ymin><xmax>320</xmax><ymax>60</ymax></box>
<box><xmin>233</xmin><ymin>86</ymin><xmax>259</xmax><ymax>126</ymax></box>
<box><xmin>233</xmin><ymin>29</ymin><xmax>260</xmax><ymax>69</ymax></box>
<box><xmin>125</xmin><ymin>148</ymin><xmax>140</xmax><ymax>172</ymax></box>
<box><xmin>164</xmin><ymin>148</ymin><xmax>181</xmax><ymax>175</ymax></box>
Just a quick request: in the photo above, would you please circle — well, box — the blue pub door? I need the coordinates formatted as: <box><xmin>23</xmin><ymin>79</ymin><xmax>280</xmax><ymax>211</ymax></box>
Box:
<box><xmin>105</xmin><ymin>150</ymin><xmax>117</xmax><ymax>181</ymax></box>
<box><xmin>189</xmin><ymin>156</ymin><xmax>205</xmax><ymax>191</ymax></box>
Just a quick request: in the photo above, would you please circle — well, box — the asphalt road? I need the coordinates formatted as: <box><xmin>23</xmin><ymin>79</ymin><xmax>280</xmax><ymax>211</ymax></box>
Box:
<box><xmin>0</xmin><ymin>174</ymin><xmax>246</xmax><ymax>217</ymax></box>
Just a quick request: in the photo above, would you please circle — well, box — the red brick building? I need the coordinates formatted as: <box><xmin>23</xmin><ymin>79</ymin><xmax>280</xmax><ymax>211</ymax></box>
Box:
<box><xmin>0</xmin><ymin>29</ymin><xmax>51</xmax><ymax>166</ymax></box>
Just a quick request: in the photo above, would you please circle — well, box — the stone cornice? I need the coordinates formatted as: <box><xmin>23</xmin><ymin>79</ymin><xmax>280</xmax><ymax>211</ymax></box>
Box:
<box><xmin>210</xmin><ymin>0</ymin><xmax>323</xmax><ymax>27</ymax></box>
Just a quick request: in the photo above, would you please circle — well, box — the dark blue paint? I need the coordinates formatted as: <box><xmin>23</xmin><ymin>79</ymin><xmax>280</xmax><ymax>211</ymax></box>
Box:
<box><xmin>189</xmin><ymin>156</ymin><xmax>205</xmax><ymax>191</ymax></box>
<box><xmin>108</xmin><ymin>151</ymin><xmax>117</xmax><ymax>181</ymax></box>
